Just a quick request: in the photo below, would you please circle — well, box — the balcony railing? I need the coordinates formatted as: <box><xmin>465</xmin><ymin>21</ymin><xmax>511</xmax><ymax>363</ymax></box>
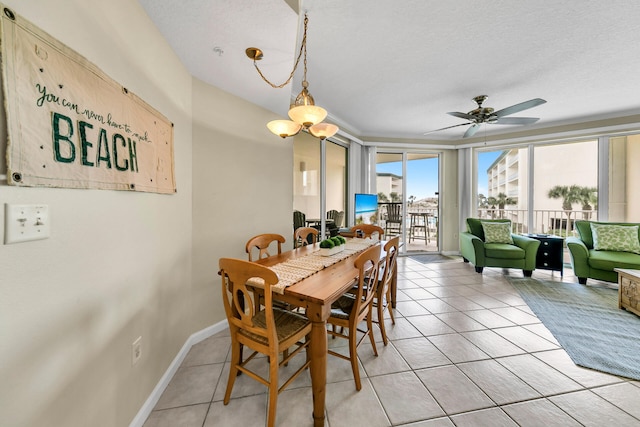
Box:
<box><xmin>475</xmin><ymin>208</ymin><xmax>598</xmax><ymax>237</ymax></box>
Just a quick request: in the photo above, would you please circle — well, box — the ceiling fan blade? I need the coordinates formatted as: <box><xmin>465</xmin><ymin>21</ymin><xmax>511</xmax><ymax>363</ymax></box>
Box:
<box><xmin>463</xmin><ymin>123</ymin><xmax>480</xmax><ymax>138</ymax></box>
<box><xmin>423</xmin><ymin>122</ymin><xmax>472</xmax><ymax>135</ymax></box>
<box><xmin>493</xmin><ymin>98</ymin><xmax>546</xmax><ymax>118</ymax></box>
<box><xmin>494</xmin><ymin>117</ymin><xmax>540</xmax><ymax>125</ymax></box>
<box><xmin>447</xmin><ymin>111</ymin><xmax>476</xmax><ymax>120</ymax></box>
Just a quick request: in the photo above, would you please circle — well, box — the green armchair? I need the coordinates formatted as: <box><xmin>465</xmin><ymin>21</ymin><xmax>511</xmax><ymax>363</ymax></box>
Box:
<box><xmin>566</xmin><ymin>220</ymin><xmax>640</xmax><ymax>285</ymax></box>
<box><xmin>460</xmin><ymin>218</ymin><xmax>541</xmax><ymax>276</ymax></box>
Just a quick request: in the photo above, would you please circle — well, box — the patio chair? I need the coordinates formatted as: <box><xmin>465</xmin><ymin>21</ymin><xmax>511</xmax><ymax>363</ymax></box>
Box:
<box><xmin>384</xmin><ymin>203</ymin><xmax>402</xmax><ymax>236</ymax></box>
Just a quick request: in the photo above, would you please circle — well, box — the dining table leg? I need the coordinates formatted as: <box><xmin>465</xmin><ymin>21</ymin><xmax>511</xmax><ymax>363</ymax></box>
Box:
<box><xmin>306</xmin><ymin>306</ymin><xmax>328</xmax><ymax>427</ymax></box>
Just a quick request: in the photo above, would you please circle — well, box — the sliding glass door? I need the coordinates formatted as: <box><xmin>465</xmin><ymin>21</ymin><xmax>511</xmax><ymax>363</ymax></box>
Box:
<box><xmin>376</xmin><ymin>151</ymin><xmax>440</xmax><ymax>253</ymax></box>
<box><xmin>293</xmin><ymin>133</ymin><xmax>347</xmax><ymax>239</ymax></box>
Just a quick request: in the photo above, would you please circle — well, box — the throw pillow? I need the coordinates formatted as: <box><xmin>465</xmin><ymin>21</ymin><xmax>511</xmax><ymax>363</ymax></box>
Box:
<box><xmin>481</xmin><ymin>221</ymin><xmax>514</xmax><ymax>244</ymax></box>
<box><xmin>590</xmin><ymin>223</ymin><xmax>640</xmax><ymax>254</ymax></box>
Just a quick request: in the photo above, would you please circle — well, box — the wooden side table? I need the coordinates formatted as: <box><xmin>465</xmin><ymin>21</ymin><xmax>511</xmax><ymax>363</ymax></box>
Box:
<box><xmin>614</xmin><ymin>268</ymin><xmax>640</xmax><ymax>316</ymax></box>
<box><xmin>522</xmin><ymin>234</ymin><xmax>564</xmax><ymax>276</ymax></box>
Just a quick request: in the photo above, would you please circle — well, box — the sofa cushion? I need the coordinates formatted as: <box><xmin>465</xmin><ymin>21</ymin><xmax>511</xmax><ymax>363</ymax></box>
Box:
<box><xmin>481</xmin><ymin>221</ymin><xmax>514</xmax><ymax>244</ymax></box>
<box><xmin>575</xmin><ymin>220</ymin><xmax>640</xmax><ymax>249</ymax></box>
<box><xmin>588</xmin><ymin>250</ymin><xmax>640</xmax><ymax>271</ymax></box>
<box><xmin>484</xmin><ymin>242</ymin><xmax>525</xmax><ymax>259</ymax></box>
<box><xmin>590</xmin><ymin>223</ymin><xmax>640</xmax><ymax>254</ymax></box>
<box><xmin>467</xmin><ymin>218</ymin><xmax>511</xmax><ymax>240</ymax></box>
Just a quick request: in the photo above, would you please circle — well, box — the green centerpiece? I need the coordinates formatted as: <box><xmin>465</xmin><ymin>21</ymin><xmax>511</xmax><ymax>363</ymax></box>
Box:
<box><xmin>319</xmin><ymin>237</ymin><xmax>345</xmax><ymax>256</ymax></box>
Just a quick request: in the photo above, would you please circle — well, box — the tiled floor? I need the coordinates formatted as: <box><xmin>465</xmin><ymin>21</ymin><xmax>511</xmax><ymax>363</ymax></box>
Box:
<box><xmin>143</xmin><ymin>257</ymin><xmax>640</xmax><ymax>427</ymax></box>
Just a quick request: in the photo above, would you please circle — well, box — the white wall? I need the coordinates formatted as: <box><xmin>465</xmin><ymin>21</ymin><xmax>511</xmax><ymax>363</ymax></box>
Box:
<box><xmin>0</xmin><ymin>1</ymin><xmax>193</xmax><ymax>426</ymax></box>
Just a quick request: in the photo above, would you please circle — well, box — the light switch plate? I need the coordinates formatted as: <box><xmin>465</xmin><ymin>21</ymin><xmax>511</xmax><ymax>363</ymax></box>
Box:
<box><xmin>4</xmin><ymin>204</ymin><xmax>50</xmax><ymax>244</ymax></box>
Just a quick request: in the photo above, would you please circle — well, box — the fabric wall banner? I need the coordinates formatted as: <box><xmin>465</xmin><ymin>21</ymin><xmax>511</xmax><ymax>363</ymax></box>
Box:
<box><xmin>1</xmin><ymin>5</ymin><xmax>176</xmax><ymax>194</ymax></box>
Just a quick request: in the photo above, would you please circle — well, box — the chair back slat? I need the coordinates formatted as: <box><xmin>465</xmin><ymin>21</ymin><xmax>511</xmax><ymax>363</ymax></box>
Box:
<box><xmin>293</xmin><ymin>210</ymin><xmax>306</xmax><ymax>231</ymax></box>
<box><xmin>380</xmin><ymin>236</ymin><xmax>400</xmax><ymax>295</ymax></box>
<box><xmin>350</xmin><ymin>224</ymin><xmax>385</xmax><ymax>239</ymax></box>
<box><xmin>352</xmin><ymin>244</ymin><xmax>382</xmax><ymax>317</ymax></box>
<box><xmin>294</xmin><ymin>226</ymin><xmax>318</xmax><ymax>248</ymax></box>
<box><xmin>219</xmin><ymin>258</ymin><xmax>278</xmax><ymax>342</ymax></box>
<box><xmin>245</xmin><ymin>233</ymin><xmax>286</xmax><ymax>262</ymax></box>
<box><xmin>387</xmin><ymin>204</ymin><xmax>402</xmax><ymax>222</ymax></box>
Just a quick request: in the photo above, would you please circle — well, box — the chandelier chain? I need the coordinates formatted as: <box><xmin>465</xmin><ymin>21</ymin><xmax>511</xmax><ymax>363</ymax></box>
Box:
<box><xmin>252</xmin><ymin>14</ymin><xmax>308</xmax><ymax>89</ymax></box>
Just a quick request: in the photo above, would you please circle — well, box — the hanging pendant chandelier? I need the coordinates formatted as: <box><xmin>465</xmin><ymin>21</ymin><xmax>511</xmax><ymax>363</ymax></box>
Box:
<box><xmin>246</xmin><ymin>14</ymin><xmax>339</xmax><ymax>140</ymax></box>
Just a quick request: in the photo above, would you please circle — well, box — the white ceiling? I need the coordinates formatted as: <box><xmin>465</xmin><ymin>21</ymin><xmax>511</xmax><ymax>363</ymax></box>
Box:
<box><xmin>137</xmin><ymin>0</ymin><xmax>640</xmax><ymax>143</ymax></box>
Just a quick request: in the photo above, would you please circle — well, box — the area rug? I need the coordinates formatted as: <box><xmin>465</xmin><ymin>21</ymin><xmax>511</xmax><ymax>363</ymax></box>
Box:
<box><xmin>507</xmin><ymin>277</ymin><xmax>640</xmax><ymax>380</ymax></box>
<box><xmin>408</xmin><ymin>254</ymin><xmax>459</xmax><ymax>264</ymax></box>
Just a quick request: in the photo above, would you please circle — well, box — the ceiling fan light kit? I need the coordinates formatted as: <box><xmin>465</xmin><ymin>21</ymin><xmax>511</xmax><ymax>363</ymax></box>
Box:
<box><xmin>426</xmin><ymin>95</ymin><xmax>547</xmax><ymax>138</ymax></box>
<box><xmin>246</xmin><ymin>14</ymin><xmax>339</xmax><ymax>140</ymax></box>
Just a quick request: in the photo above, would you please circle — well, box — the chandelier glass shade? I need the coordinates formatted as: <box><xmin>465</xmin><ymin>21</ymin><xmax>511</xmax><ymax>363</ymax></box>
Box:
<box><xmin>309</xmin><ymin>122</ymin><xmax>339</xmax><ymax>140</ymax></box>
<box><xmin>246</xmin><ymin>14</ymin><xmax>338</xmax><ymax>140</ymax></box>
<box><xmin>266</xmin><ymin>120</ymin><xmax>302</xmax><ymax>138</ymax></box>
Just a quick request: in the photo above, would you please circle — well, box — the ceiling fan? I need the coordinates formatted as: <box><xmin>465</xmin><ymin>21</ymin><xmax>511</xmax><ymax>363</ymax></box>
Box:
<box><xmin>424</xmin><ymin>95</ymin><xmax>547</xmax><ymax>138</ymax></box>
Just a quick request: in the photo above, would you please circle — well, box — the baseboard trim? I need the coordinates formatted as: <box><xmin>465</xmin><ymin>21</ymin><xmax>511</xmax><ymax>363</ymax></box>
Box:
<box><xmin>128</xmin><ymin>320</ymin><xmax>229</xmax><ymax>427</ymax></box>
<box><xmin>441</xmin><ymin>251</ymin><xmax>460</xmax><ymax>257</ymax></box>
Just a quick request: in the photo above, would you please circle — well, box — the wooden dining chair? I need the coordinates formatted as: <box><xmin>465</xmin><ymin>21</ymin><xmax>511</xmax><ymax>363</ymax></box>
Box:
<box><xmin>327</xmin><ymin>244</ymin><xmax>381</xmax><ymax>390</ymax></box>
<box><xmin>245</xmin><ymin>233</ymin><xmax>286</xmax><ymax>262</ymax></box>
<box><xmin>219</xmin><ymin>258</ymin><xmax>312</xmax><ymax>427</ymax></box>
<box><xmin>294</xmin><ymin>226</ymin><xmax>319</xmax><ymax>248</ymax></box>
<box><xmin>375</xmin><ymin>236</ymin><xmax>399</xmax><ymax>345</ymax></box>
<box><xmin>350</xmin><ymin>224</ymin><xmax>385</xmax><ymax>240</ymax></box>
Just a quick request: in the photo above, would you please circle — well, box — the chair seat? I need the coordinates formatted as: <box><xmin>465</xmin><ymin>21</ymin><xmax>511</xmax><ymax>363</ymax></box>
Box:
<box><xmin>484</xmin><ymin>242</ymin><xmax>525</xmax><ymax>259</ymax></box>
<box><xmin>330</xmin><ymin>294</ymin><xmax>356</xmax><ymax>319</ymax></box>
<box><xmin>588</xmin><ymin>250</ymin><xmax>640</xmax><ymax>271</ymax></box>
<box><xmin>239</xmin><ymin>308</ymin><xmax>310</xmax><ymax>345</ymax></box>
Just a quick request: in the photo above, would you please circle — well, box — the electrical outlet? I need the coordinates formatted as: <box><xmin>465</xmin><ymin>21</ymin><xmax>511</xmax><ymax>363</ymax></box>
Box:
<box><xmin>132</xmin><ymin>336</ymin><xmax>142</xmax><ymax>366</ymax></box>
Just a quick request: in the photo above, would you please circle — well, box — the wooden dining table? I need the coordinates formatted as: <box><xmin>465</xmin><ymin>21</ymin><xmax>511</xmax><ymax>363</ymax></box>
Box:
<box><xmin>255</xmin><ymin>239</ymin><xmax>395</xmax><ymax>427</ymax></box>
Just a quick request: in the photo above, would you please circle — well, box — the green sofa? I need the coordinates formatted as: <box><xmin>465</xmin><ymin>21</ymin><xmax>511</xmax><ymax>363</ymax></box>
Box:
<box><xmin>460</xmin><ymin>218</ymin><xmax>541</xmax><ymax>277</ymax></box>
<box><xmin>566</xmin><ymin>220</ymin><xmax>640</xmax><ymax>285</ymax></box>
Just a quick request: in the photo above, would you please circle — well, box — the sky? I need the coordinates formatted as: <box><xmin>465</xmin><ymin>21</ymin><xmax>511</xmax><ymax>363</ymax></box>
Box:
<box><xmin>376</xmin><ymin>157</ymin><xmax>438</xmax><ymax>200</ymax></box>
<box><xmin>376</xmin><ymin>150</ymin><xmax>502</xmax><ymax>200</ymax></box>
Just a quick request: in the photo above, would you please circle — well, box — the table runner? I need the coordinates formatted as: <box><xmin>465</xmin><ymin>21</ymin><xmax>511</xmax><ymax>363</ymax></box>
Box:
<box><xmin>250</xmin><ymin>238</ymin><xmax>378</xmax><ymax>293</ymax></box>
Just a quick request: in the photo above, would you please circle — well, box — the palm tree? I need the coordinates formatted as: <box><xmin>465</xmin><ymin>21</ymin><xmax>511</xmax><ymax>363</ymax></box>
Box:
<box><xmin>377</xmin><ymin>192</ymin><xmax>389</xmax><ymax>202</ymax></box>
<box><xmin>547</xmin><ymin>185</ymin><xmax>582</xmax><ymax>230</ymax></box>
<box><xmin>486</xmin><ymin>196</ymin><xmax>497</xmax><ymax>218</ymax></box>
<box><xmin>408</xmin><ymin>195</ymin><xmax>416</xmax><ymax>206</ymax></box>
<box><xmin>577</xmin><ymin>186</ymin><xmax>597</xmax><ymax>219</ymax></box>
<box><xmin>477</xmin><ymin>194</ymin><xmax>488</xmax><ymax>218</ymax></box>
<box><xmin>492</xmin><ymin>192</ymin><xmax>517</xmax><ymax>218</ymax></box>
<box><xmin>390</xmin><ymin>192</ymin><xmax>401</xmax><ymax>202</ymax></box>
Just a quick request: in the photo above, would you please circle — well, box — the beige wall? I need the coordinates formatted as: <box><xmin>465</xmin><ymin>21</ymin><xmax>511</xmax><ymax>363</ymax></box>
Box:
<box><xmin>191</xmin><ymin>77</ymin><xmax>294</xmax><ymax>329</ymax></box>
<box><xmin>440</xmin><ymin>149</ymin><xmax>459</xmax><ymax>253</ymax></box>
<box><xmin>0</xmin><ymin>1</ymin><xmax>194</xmax><ymax>426</ymax></box>
<box><xmin>610</xmin><ymin>134</ymin><xmax>640</xmax><ymax>222</ymax></box>
<box><xmin>627</xmin><ymin>136</ymin><xmax>640</xmax><ymax>221</ymax></box>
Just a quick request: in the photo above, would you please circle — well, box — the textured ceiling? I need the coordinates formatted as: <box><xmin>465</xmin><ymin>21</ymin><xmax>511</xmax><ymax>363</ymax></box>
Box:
<box><xmin>138</xmin><ymin>0</ymin><xmax>640</xmax><ymax>143</ymax></box>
